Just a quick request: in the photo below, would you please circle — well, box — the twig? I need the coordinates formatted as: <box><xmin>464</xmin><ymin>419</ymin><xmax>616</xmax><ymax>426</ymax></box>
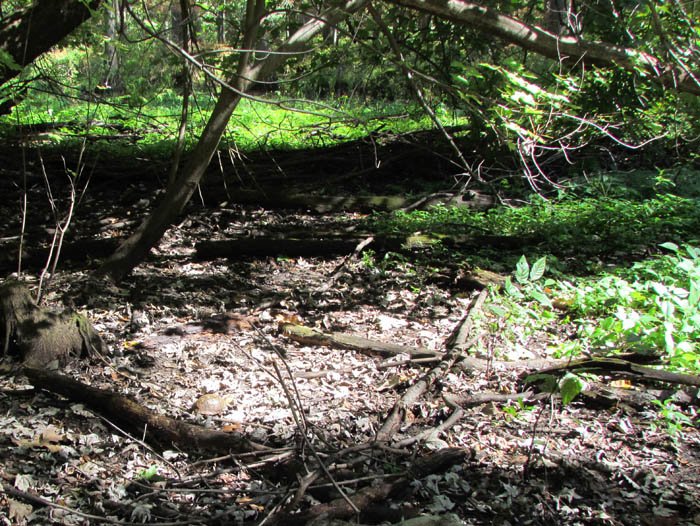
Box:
<box><xmin>376</xmin><ymin>289</ymin><xmax>488</xmax><ymax>442</ymax></box>
<box><xmin>95</xmin><ymin>413</ymin><xmax>182</xmax><ymax>480</ymax></box>
<box><xmin>328</xmin><ymin>235</ymin><xmax>374</xmax><ymax>283</ymax></box>
<box><xmin>394</xmin><ymin>407</ymin><xmax>464</xmax><ymax>447</ymax></box>
<box><xmin>377</xmin><ymin>356</ymin><xmax>441</xmax><ymax>369</ymax></box>
<box><xmin>271</xmin><ymin>361</ymin><xmax>360</xmax><ymax>516</ymax></box>
<box><xmin>0</xmin><ymin>482</ymin><xmax>202</xmax><ymax>525</ymax></box>
<box><xmin>368</xmin><ymin>4</ymin><xmax>480</xmax><ymax>182</ymax></box>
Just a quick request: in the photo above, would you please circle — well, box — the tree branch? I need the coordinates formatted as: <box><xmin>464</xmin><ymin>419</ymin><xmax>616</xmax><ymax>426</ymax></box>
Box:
<box><xmin>382</xmin><ymin>0</ymin><xmax>700</xmax><ymax>96</ymax></box>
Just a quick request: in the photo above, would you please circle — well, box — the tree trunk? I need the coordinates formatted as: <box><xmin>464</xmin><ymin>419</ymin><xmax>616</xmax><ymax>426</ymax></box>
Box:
<box><xmin>102</xmin><ymin>0</ymin><xmax>124</xmax><ymax>94</ymax></box>
<box><xmin>0</xmin><ymin>0</ymin><xmax>102</xmax><ymax>88</ymax></box>
<box><xmin>97</xmin><ymin>0</ymin><xmax>369</xmax><ymax>282</ymax></box>
<box><xmin>383</xmin><ymin>0</ymin><xmax>700</xmax><ymax>97</ymax></box>
<box><xmin>0</xmin><ymin>281</ymin><xmax>104</xmax><ymax>367</ymax></box>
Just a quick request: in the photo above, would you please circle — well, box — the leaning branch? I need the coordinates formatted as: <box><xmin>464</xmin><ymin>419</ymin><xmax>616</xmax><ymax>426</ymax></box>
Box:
<box><xmin>382</xmin><ymin>0</ymin><xmax>700</xmax><ymax>97</ymax></box>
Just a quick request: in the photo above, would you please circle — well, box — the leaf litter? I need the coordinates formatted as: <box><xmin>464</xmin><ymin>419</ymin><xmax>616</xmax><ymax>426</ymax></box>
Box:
<box><xmin>0</xmin><ymin>179</ymin><xmax>699</xmax><ymax>525</ymax></box>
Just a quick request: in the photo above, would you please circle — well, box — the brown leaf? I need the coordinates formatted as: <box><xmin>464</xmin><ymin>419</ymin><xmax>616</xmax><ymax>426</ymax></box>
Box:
<box><xmin>8</xmin><ymin>499</ymin><xmax>33</xmax><ymax>523</ymax></box>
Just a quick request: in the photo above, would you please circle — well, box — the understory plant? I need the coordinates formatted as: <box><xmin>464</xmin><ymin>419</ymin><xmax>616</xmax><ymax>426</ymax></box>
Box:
<box><xmin>500</xmin><ymin>244</ymin><xmax>700</xmax><ymax>411</ymax></box>
<box><xmin>561</xmin><ymin>242</ymin><xmax>700</xmax><ymax>372</ymax></box>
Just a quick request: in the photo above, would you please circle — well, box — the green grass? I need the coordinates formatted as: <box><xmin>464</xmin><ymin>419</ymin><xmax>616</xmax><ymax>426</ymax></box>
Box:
<box><xmin>0</xmin><ymin>89</ymin><xmax>461</xmax><ymax>156</ymax></box>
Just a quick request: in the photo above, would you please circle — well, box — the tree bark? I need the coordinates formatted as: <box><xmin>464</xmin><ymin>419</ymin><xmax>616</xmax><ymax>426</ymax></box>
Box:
<box><xmin>0</xmin><ymin>0</ymin><xmax>102</xmax><ymax>88</ymax></box>
<box><xmin>97</xmin><ymin>0</ymin><xmax>369</xmax><ymax>282</ymax></box>
<box><xmin>383</xmin><ymin>0</ymin><xmax>700</xmax><ymax>97</ymax></box>
<box><xmin>102</xmin><ymin>0</ymin><xmax>124</xmax><ymax>94</ymax></box>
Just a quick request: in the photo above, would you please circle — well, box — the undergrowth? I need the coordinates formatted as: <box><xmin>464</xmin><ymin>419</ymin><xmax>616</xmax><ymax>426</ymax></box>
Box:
<box><xmin>365</xmin><ymin>185</ymin><xmax>700</xmax><ymax>433</ymax></box>
<box><xmin>0</xmin><ymin>91</ymin><xmax>459</xmax><ymax>157</ymax></box>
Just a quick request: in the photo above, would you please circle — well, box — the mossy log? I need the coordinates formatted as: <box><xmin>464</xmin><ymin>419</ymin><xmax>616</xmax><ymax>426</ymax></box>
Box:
<box><xmin>279</xmin><ymin>322</ymin><xmax>441</xmax><ymax>358</ymax></box>
<box><xmin>0</xmin><ymin>280</ymin><xmax>104</xmax><ymax>367</ymax></box>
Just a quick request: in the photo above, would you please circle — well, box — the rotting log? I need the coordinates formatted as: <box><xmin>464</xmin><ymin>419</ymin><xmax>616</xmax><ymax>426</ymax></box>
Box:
<box><xmin>530</xmin><ymin>357</ymin><xmax>700</xmax><ymax>387</ymax></box>
<box><xmin>0</xmin><ymin>280</ymin><xmax>103</xmax><ymax>367</ymax></box>
<box><xmin>22</xmin><ymin>367</ymin><xmax>266</xmax><ymax>453</ymax></box>
<box><xmin>195</xmin><ymin>232</ymin><xmax>539</xmax><ymax>260</ymax></box>
<box><xmin>455</xmin><ymin>267</ymin><xmax>509</xmax><ymax>290</ymax></box>
<box><xmin>279</xmin><ymin>322</ymin><xmax>442</xmax><ymax>358</ymax></box>
<box><xmin>222</xmin><ymin>190</ymin><xmax>494</xmax><ymax>213</ymax></box>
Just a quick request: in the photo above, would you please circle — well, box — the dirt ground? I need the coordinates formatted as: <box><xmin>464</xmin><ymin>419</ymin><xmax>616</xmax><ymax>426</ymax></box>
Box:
<box><xmin>0</xmin><ymin>143</ymin><xmax>699</xmax><ymax>525</ymax></box>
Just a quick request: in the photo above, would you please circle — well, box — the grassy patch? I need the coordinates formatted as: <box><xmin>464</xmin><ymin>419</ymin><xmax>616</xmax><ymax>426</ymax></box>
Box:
<box><xmin>0</xmin><ymin>90</ymin><xmax>463</xmax><ymax>156</ymax></box>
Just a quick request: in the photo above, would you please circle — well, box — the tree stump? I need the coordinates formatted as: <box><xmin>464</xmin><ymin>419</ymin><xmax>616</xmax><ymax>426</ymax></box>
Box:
<box><xmin>0</xmin><ymin>280</ymin><xmax>104</xmax><ymax>367</ymax></box>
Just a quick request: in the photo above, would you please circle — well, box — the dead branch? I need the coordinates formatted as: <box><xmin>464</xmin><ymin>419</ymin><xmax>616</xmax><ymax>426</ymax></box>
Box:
<box><xmin>532</xmin><ymin>357</ymin><xmax>700</xmax><ymax>387</ymax></box>
<box><xmin>268</xmin><ymin>448</ymin><xmax>468</xmax><ymax>525</ymax></box>
<box><xmin>279</xmin><ymin>322</ymin><xmax>441</xmax><ymax>358</ymax></box>
<box><xmin>376</xmin><ymin>289</ymin><xmax>488</xmax><ymax>442</ymax></box>
<box><xmin>443</xmin><ymin>390</ymin><xmax>548</xmax><ymax>409</ymax></box>
<box><xmin>22</xmin><ymin>367</ymin><xmax>266</xmax><ymax>454</ymax></box>
<box><xmin>445</xmin><ymin>289</ymin><xmax>488</xmax><ymax>352</ymax></box>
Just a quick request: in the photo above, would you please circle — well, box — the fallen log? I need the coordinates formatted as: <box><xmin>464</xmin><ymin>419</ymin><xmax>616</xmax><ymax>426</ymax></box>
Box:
<box><xmin>531</xmin><ymin>357</ymin><xmax>700</xmax><ymax>387</ymax></box>
<box><xmin>225</xmin><ymin>189</ymin><xmax>494</xmax><ymax>213</ymax></box>
<box><xmin>196</xmin><ymin>232</ymin><xmax>539</xmax><ymax>260</ymax></box>
<box><xmin>22</xmin><ymin>367</ymin><xmax>266</xmax><ymax>453</ymax></box>
<box><xmin>279</xmin><ymin>322</ymin><xmax>441</xmax><ymax>358</ymax></box>
<box><xmin>0</xmin><ymin>238</ymin><xmax>121</xmax><ymax>272</ymax></box>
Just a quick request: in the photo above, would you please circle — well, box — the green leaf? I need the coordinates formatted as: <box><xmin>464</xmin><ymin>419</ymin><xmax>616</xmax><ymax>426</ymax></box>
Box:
<box><xmin>523</xmin><ymin>373</ymin><xmax>557</xmax><ymax>393</ymax></box>
<box><xmin>560</xmin><ymin>373</ymin><xmax>584</xmax><ymax>405</ymax></box>
<box><xmin>137</xmin><ymin>465</ymin><xmax>158</xmax><ymax>480</ymax></box>
<box><xmin>505</xmin><ymin>276</ymin><xmax>524</xmax><ymax>298</ymax></box>
<box><xmin>485</xmin><ymin>304</ymin><xmax>508</xmax><ymax>317</ymax></box>
<box><xmin>515</xmin><ymin>255</ymin><xmax>530</xmax><ymax>284</ymax></box>
<box><xmin>689</xmin><ymin>281</ymin><xmax>699</xmax><ymax>308</ymax></box>
<box><xmin>0</xmin><ymin>49</ymin><xmax>21</xmax><ymax>72</ymax></box>
<box><xmin>530</xmin><ymin>256</ymin><xmax>547</xmax><ymax>282</ymax></box>
<box><xmin>659</xmin><ymin>242</ymin><xmax>679</xmax><ymax>253</ymax></box>
<box><xmin>529</xmin><ymin>289</ymin><xmax>552</xmax><ymax>306</ymax></box>
<box><xmin>685</xmin><ymin>246</ymin><xmax>699</xmax><ymax>260</ymax></box>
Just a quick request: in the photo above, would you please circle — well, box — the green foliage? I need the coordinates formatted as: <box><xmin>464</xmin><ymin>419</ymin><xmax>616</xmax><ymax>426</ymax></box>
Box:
<box><xmin>559</xmin><ymin>373</ymin><xmax>584</xmax><ymax>406</ymax></box>
<box><xmin>562</xmin><ymin>243</ymin><xmax>700</xmax><ymax>372</ymax></box>
<box><xmin>368</xmin><ymin>191</ymin><xmax>700</xmax><ymax>270</ymax></box>
<box><xmin>135</xmin><ymin>465</ymin><xmax>162</xmax><ymax>481</ymax></box>
<box><xmin>523</xmin><ymin>372</ymin><xmax>584</xmax><ymax>405</ymax></box>
<box><xmin>0</xmin><ymin>90</ymin><xmax>455</xmax><ymax>157</ymax></box>
<box><xmin>651</xmin><ymin>398</ymin><xmax>695</xmax><ymax>439</ymax></box>
<box><xmin>502</xmin><ymin>398</ymin><xmax>536</xmax><ymax>421</ymax></box>
<box><xmin>506</xmin><ymin>255</ymin><xmax>551</xmax><ymax>306</ymax></box>
<box><xmin>0</xmin><ymin>49</ymin><xmax>22</xmax><ymax>72</ymax></box>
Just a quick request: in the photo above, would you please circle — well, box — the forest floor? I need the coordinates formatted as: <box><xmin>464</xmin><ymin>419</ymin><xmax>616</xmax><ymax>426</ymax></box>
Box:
<box><xmin>0</xmin><ymin>137</ymin><xmax>699</xmax><ymax>526</ymax></box>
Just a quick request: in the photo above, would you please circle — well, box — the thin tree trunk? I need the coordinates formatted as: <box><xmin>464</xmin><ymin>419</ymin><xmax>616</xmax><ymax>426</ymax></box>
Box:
<box><xmin>103</xmin><ymin>0</ymin><xmax>124</xmax><ymax>94</ymax></box>
<box><xmin>97</xmin><ymin>0</ymin><xmax>369</xmax><ymax>282</ymax></box>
